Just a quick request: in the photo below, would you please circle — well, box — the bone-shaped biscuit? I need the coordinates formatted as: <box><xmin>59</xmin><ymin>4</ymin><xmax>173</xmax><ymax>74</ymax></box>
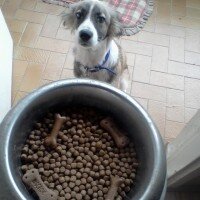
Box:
<box><xmin>100</xmin><ymin>117</ymin><xmax>129</xmax><ymax>148</ymax></box>
<box><xmin>44</xmin><ymin>113</ymin><xmax>66</xmax><ymax>149</ymax></box>
<box><xmin>105</xmin><ymin>175</ymin><xmax>123</xmax><ymax>200</ymax></box>
<box><xmin>22</xmin><ymin>168</ymin><xmax>58</xmax><ymax>200</ymax></box>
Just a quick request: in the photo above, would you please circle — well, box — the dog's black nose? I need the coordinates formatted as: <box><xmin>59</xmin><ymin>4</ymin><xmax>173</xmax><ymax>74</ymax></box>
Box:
<box><xmin>79</xmin><ymin>30</ymin><xmax>93</xmax><ymax>42</ymax></box>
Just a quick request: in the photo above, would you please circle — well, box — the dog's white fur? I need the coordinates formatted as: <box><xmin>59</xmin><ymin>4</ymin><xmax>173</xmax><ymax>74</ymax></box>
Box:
<box><xmin>63</xmin><ymin>0</ymin><xmax>129</xmax><ymax>92</ymax></box>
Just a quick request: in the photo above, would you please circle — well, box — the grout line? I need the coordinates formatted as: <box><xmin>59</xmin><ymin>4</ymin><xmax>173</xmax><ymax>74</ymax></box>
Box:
<box><xmin>59</xmin><ymin>44</ymin><xmax>71</xmax><ymax>80</ymax></box>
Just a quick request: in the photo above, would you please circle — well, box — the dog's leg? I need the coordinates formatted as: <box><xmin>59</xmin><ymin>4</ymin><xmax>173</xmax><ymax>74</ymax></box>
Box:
<box><xmin>119</xmin><ymin>68</ymin><xmax>130</xmax><ymax>93</ymax></box>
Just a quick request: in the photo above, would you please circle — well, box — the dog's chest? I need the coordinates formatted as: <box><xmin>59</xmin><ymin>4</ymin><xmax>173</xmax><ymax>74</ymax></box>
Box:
<box><xmin>74</xmin><ymin>40</ymin><xmax>119</xmax><ymax>82</ymax></box>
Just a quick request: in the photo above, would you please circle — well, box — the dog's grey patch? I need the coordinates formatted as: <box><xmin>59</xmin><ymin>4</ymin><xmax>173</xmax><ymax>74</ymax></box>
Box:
<box><xmin>74</xmin><ymin>2</ymin><xmax>91</xmax><ymax>29</ymax></box>
<box><xmin>90</xmin><ymin>4</ymin><xmax>111</xmax><ymax>41</ymax></box>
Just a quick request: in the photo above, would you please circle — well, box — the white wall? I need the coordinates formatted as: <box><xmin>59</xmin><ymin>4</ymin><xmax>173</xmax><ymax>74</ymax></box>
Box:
<box><xmin>0</xmin><ymin>10</ymin><xmax>13</xmax><ymax>123</ymax></box>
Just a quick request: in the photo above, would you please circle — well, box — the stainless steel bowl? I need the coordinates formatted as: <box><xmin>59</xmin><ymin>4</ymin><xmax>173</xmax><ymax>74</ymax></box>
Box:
<box><xmin>0</xmin><ymin>79</ymin><xmax>166</xmax><ymax>200</ymax></box>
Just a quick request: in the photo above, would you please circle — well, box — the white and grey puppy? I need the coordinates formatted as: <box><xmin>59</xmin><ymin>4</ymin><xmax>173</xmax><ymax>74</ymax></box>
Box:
<box><xmin>62</xmin><ymin>0</ymin><xmax>129</xmax><ymax>92</ymax></box>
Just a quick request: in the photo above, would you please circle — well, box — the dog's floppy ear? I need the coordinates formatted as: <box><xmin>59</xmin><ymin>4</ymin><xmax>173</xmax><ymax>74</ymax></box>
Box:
<box><xmin>108</xmin><ymin>11</ymin><xmax>123</xmax><ymax>37</ymax></box>
<box><xmin>62</xmin><ymin>3</ymin><xmax>79</xmax><ymax>30</ymax></box>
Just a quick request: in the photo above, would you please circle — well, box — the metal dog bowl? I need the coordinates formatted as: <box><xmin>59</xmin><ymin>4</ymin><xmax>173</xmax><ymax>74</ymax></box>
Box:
<box><xmin>0</xmin><ymin>79</ymin><xmax>166</xmax><ymax>200</ymax></box>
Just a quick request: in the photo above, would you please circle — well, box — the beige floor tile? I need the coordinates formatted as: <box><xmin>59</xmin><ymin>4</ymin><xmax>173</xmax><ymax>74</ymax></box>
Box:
<box><xmin>35</xmin><ymin>37</ymin><xmax>71</xmax><ymax>53</ymax></box>
<box><xmin>64</xmin><ymin>47</ymin><xmax>74</xmax><ymax>70</ymax></box>
<box><xmin>166</xmin><ymin>106</ymin><xmax>184</xmax><ymax>123</ymax></box>
<box><xmin>155</xmin><ymin>23</ymin><xmax>185</xmax><ymax>38</ymax></box>
<box><xmin>133</xmin><ymin>55</ymin><xmax>151</xmax><ymax>83</ymax></box>
<box><xmin>121</xmin><ymin>39</ymin><xmax>153</xmax><ymax>56</ymax></box>
<box><xmin>15</xmin><ymin>9</ymin><xmax>46</xmax><ymax>24</ymax></box>
<box><xmin>148</xmin><ymin>100</ymin><xmax>166</xmax><ymax>137</ymax></box>
<box><xmin>20</xmin><ymin>62</ymin><xmax>45</xmax><ymax>92</ymax></box>
<box><xmin>41</xmin><ymin>15</ymin><xmax>61</xmax><ymax>38</ymax></box>
<box><xmin>11</xmin><ymin>32</ymin><xmax>22</xmax><ymax>45</ymax></box>
<box><xmin>171</xmin><ymin>15</ymin><xmax>200</xmax><ymax>29</ymax></box>
<box><xmin>43</xmin><ymin>52</ymin><xmax>66</xmax><ymax>80</ymax></box>
<box><xmin>167</xmin><ymin>88</ymin><xmax>184</xmax><ymax>106</ymax></box>
<box><xmin>186</xmin><ymin>7</ymin><xmax>200</xmax><ymax>19</ymax></box>
<box><xmin>2</xmin><ymin>0</ymin><xmax>22</xmax><ymax>18</ymax></box>
<box><xmin>56</xmin><ymin>28</ymin><xmax>75</xmax><ymax>42</ymax></box>
<box><xmin>6</xmin><ymin>18</ymin><xmax>27</xmax><ymax>33</ymax></box>
<box><xmin>122</xmin><ymin>34</ymin><xmax>138</xmax><ymax>42</ymax></box>
<box><xmin>165</xmin><ymin>120</ymin><xmax>185</xmax><ymax>138</ymax></box>
<box><xmin>13</xmin><ymin>91</ymin><xmax>28</xmax><ymax>105</ymax></box>
<box><xmin>20</xmin><ymin>23</ymin><xmax>42</xmax><ymax>47</ymax></box>
<box><xmin>12</xmin><ymin>75</ymin><xmax>23</xmax><ymax>93</ymax></box>
<box><xmin>0</xmin><ymin>0</ymin><xmax>5</xmax><ymax>6</ymax></box>
<box><xmin>60</xmin><ymin>69</ymin><xmax>74</xmax><ymax>79</ymax></box>
<box><xmin>150</xmin><ymin>71</ymin><xmax>184</xmax><ymax>90</ymax></box>
<box><xmin>138</xmin><ymin>31</ymin><xmax>169</xmax><ymax>46</ymax></box>
<box><xmin>13</xmin><ymin>59</ymin><xmax>28</xmax><ymax>76</ymax></box>
<box><xmin>185</xmin><ymin>77</ymin><xmax>200</xmax><ymax>108</ymax></box>
<box><xmin>172</xmin><ymin>0</ymin><xmax>186</xmax><ymax>17</ymax></box>
<box><xmin>12</xmin><ymin>90</ymin><xmax>17</xmax><ymax>104</ymax></box>
<box><xmin>184</xmin><ymin>107</ymin><xmax>198</xmax><ymax>123</ymax></box>
<box><xmin>185</xmin><ymin>29</ymin><xmax>200</xmax><ymax>53</ymax></box>
<box><xmin>126</xmin><ymin>53</ymin><xmax>136</xmax><ymax>67</ymax></box>
<box><xmin>14</xmin><ymin>46</ymin><xmax>50</xmax><ymax>63</ymax></box>
<box><xmin>168</xmin><ymin>61</ymin><xmax>200</xmax><ymax>79</ymax></box>
<box><xmin>169</xmin><ymin>37</ymin><xmax>184</xmax><ymax>62</ymax></box>
<box><xmin>39</xmin><ymin>79</ymin><xmax>53</xmax><ymax>87</ymax></box>
<box><xmin>186</xmin><ymin>0</ymin><xmax>200</xmax><ymax>9</ymax></box>
<box><xmin>20</xmin><ymin>0</ymin><xmax>36</xmax><ymax>10</ymax></box>
<box><xmin>151</xmin><ymin>45</ymin><xmax>168</xmax><ymax>72</ymax></box>
<box><xmin>35</xmin><ymin>1</ymin><xmax>65</xmax><ymax>15</ymax></box>
<box><xmin>156</xmin><ymin>2</ymin><xmax>171</xmax><ymax>24</ymax></box>
<box><xmin>131</xmin><ymin>82</ymin><xmax>167</xmax><ymax>102</ymax></box>
<box><xmin>143</xmin><ymin>22</ymin><xmax>156</xmax><ymax>32</ymax></box>
<box><xmin>133</xmin><ymin>97</ymin><xmax>148</xmax><ymax>110</ymax></box>
<box><xmin>128</xmin><ymin>65</ymin><xmax>134</xmax><ymax>80</ymax></box>
<box><xmin>185</xmin><ymin>51</ymin><xmax>200</xmax><ymax>66</ymax></box>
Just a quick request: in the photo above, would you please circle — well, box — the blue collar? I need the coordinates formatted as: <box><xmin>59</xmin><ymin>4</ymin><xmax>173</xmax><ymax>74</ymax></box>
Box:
<box><xmin>84</xmin><ymin>50</ymin><xmax>116</xmax><ymax>75</ymax></box>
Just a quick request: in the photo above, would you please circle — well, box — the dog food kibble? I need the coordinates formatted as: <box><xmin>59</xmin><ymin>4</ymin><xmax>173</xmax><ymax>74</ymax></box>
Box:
<box><xmin>21</xmin><ymin>107</ymin><xmax>138</xmax><ymax>200</ymax></box>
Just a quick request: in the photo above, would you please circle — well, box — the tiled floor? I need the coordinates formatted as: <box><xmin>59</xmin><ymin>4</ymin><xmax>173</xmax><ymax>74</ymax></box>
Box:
<box><xmin>1</xmin><ymin>0</ymin><xmax>200</xmax><ymax>142</ymax></box>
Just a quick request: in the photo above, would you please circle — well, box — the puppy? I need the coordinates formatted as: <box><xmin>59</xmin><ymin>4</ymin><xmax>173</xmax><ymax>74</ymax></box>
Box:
<box><xmin>62</xmin><ymin>0</ymin><xmax>129</xmax><ymax>92</ymax></box>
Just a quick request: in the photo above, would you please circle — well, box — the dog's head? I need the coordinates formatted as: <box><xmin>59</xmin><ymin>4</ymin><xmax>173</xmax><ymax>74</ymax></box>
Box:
<box><xmin>62</xmin><ymin>0</ymin><xmax>122</xmax><ymax>48</ymax></box>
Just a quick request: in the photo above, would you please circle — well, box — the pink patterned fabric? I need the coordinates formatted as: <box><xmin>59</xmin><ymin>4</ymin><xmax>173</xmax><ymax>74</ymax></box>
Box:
<box><xmin>109</xmin><ymin>0</ymin><xmax>146</xmax><ymax>26</ymax></box>
<box><xmin>42</xmin><ymin>0</ymin><xmax>153</xmax><ymax>36</ymax></box>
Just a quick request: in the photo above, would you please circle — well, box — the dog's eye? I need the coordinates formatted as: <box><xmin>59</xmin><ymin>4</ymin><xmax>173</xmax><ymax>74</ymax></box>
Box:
<box><xmin>76</xmin><ymin>12</ymin><xmax>82</xmax><ymax>19</ymax></box>
<box><xmin>97</xmin><ymin>16</ymin><xmax>105</xmax><ymax>23</ymax></box>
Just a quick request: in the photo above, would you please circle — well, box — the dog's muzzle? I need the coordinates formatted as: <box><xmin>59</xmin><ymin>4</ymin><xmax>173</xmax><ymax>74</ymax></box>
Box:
<box><xmin>79</xmin><ymin>29</ymin><xmax>93</xmax><ymax>43</ymax></box>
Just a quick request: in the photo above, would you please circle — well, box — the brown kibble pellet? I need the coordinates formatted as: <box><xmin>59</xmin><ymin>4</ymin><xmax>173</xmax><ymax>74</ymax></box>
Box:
<box><xmin>21</xmin><ymin>165</ymin><xmax>28</xmax><ymax>173</ymax></box>
<box><xmin>98</xmin><ymin>190</ymin><xmax>103</xmax><ymax>197</ymax></box>
<box><xmin>65</xmin><ymin>193</ymin><xmax>71</xmax><ymax>200</ymax></box>
<box><xmin>60</xmin><ymin>166</ymin><xmax>65</xmax><ymax>173</ymax></box>
<box><xmin>102</xmin><ymin>187</ymin><xmax>108</xmax><ymax>194</ymax></box>
<box><xmin>88</xmin><ymin>188</ymin><xmax>93</xmax><ymax>195</ymax></box>
<box><xmin>56</xmin><ymin>185</ymin><xmax>62</xmax><ymax>192</ymax></box>
<box><xmin>71</xmin><ymin>169</ymin><xmax>76</xmax><ymax>175</ymax></box>
<box><xmin>52</xmin><ymin>173</ymin><xmax>59</xmax><ymax>180</ymax></box>
<box><xmin>69</xmin><ymin>182</ymin><xmax>75</xmax><ymax>188</ymax></box>
<box><xmin>49</xmin><ymin>182</ymin><xmax>55</xmax><ymax>188</ymax></box>
<box><xmin>76</xmin><ymin>193</ymin><xmax>82</xmax><ymax>200</ymax></box>
<box><xmin>64</xmin><ymin>169</ymin><xmax>70</xmax><ymax>176</ymax></box>
<box><xmin>71</xmin><ymin>191</ymin><xmax>76</xmax><ymax>198</ymax></box>
<box><xmin>74</xmin><ymin>186</ymin><xmax>79</xmax><ymax>192</ymax></box>
<box><xmin>64</xmin><ymin>187</ymin><xmax>71</xmax><ymax>193</ymax></box>
<box><xmin>44</xmin><ymin>163</ymin><xmax>50</xmax><ymax>170</ymax></box>
<box><xmin>59</xmin><ymin>177</ymin><xmax>65</xmax><ymax>184</ymax></box>
<box><xmin>49</xmin><ymin>158</ymin><xmax>55</xmax><ymax>164</ymax></box>
<box><xmin>81</xmin><ymin>178</ymin><xmax>87</xmax><ymax>185</ymax></box>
